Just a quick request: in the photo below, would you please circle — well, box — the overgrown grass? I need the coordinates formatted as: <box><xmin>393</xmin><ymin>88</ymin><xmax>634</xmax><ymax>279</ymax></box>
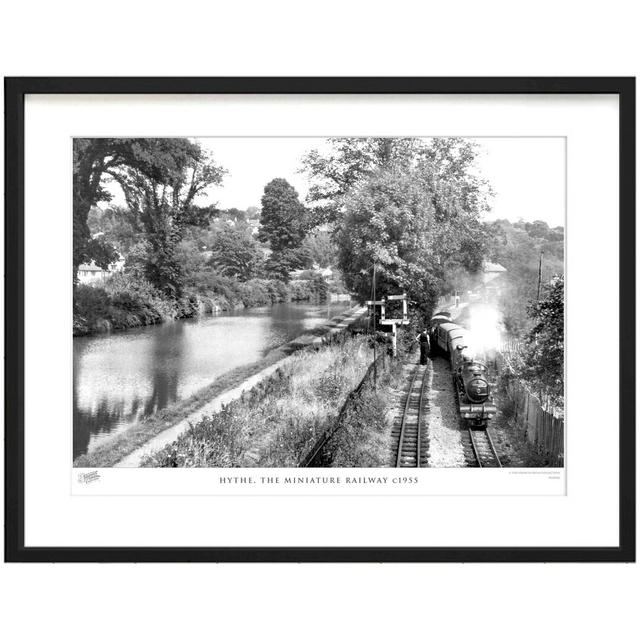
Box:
<box><xmin>319</xmin><ymin>352</ymin><xmax>407</xmax><ymax>467</ymax></box>
<box><xmin>140</xmin><ymin>335</ymin><xmax>373</xmax><ymax>468</ymax></box>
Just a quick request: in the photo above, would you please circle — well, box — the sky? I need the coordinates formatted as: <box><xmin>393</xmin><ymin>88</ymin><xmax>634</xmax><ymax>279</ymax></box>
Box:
<box><xmin>471</xmin><ymin>137</ymin><xmax>565</xmax><ymax>228</ymax></box>
<box><xmin>104</xmin><ymin>137</ymin><xmax>566</xmax><ymax>228</ymax></box>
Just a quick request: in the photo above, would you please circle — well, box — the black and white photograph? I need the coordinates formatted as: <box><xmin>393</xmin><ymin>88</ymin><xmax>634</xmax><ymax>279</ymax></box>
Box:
<box><xmin>72</xmin><ymin>135</ymin><xmax>565</xmax><ymax>471</ymax></box>
<box><xmin>4</xmin><ymin>74</ymin><xmax>634</xmax><ymax>567</ymax></box>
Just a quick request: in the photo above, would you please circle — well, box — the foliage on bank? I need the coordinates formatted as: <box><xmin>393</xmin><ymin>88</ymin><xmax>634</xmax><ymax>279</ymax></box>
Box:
<box><xmin>73</xmin><ymin>272</ymin><xmax>323</xmax><ymax>336</ymax></box>
<box><xmin>140</xmin><ymin>336</ymin><xmax>373</xmax><ymax>468</ymax></box>
<box><xmin>516</xmin><ymin>275</ymin><xmax>565</xmax><ymax>407</ymax></box>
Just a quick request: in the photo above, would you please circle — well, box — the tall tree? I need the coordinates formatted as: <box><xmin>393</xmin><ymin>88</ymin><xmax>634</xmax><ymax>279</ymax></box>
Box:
<box><xmin>519</xmin><ymin>275</ymin><xmax>564</xmax><ymax>406</ymax></box>
<box><xmin>300</xmin><ymin>137</ymin><xmax>422</xmax><ymax>225</ymax></box>
<box><xmin>303</xmin><ymin>138</ymin><xmax>491</xmax><ymax>314</ymax></box>
<box><xmin>337</xmin><ymin>169</ymin><xmax>440</xmax><ymax>316</ymax></box>
<box><xmin>73</xmin><ymin>138</ymin><xmax>225</xmax><ymax>290</ymax></box>
<box><xmin>209</xmin><ymin>226</ymin><xmax>264</xmax><ymax>281</ymax></box>
<box><xmin>301</xmin><ymin>228</ymin><xmax>338</xmax><ymax>269</ymax></box>
<box><xmin>258</xmin><ymin>178</ymin><xmax>308</xmax><ymax>281</ymax></box>
<box><xmin>102</xmin><ymin>141</ymin><xmax>225</xmax><ymax>295</ymax></box>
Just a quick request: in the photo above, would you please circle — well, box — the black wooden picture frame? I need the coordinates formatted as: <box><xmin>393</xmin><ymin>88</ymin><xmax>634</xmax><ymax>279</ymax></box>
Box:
<box><xmin>4</xmin><ymin>77</ymin><xmax>635</xmax><ymax>562</ymax></box>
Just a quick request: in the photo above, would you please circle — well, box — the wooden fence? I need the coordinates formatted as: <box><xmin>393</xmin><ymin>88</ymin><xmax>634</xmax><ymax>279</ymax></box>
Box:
<box><xmin>497</xmin><ymin>351</ymin><xmax>564</xmax><ymax>466</ymax></box>
<box><xmin>498</xmin><ymin>339</ymin><xmax>563</xmax><ymax>415</ymax></box>
<box><xmin>499</xmin><ymin>337</ymin><xmax>525</xmax><ymax>361</ymax></box>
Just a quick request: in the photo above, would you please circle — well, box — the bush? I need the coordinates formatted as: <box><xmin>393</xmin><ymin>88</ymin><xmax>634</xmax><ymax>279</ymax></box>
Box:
<box><xmin>74</xmin><ymin>285</ymin><xmax>112</xmax><ymax>334</ymax></box>
<box><xmin>74</xmin><ymin>272</ymin><xmax>176</xmax><ymax>335</ymax></box>
<box><xmin>288</xmin><ymin>280</ymin><xmax>310</xmax><ymax>301</ymax></box>
<box><xmin>237</xmin><ymin>279</ymin><xmax>272</xmax><ymax>307</ymax></box>
<box><xmin>263</xmin><ymin>279</ymin><xmax>289</xmax><ymax>303</ymax></box>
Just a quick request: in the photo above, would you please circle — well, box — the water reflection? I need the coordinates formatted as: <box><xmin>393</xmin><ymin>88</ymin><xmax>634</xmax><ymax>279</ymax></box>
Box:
<box><xmin>143</xmin><ymin>321</ymin><xmax>184</xmax><ymax>415</ymax></box>
<box><xmin>73</xmin><ymin>301</ymin><xmax>351</xmax><ymax>458</ymax></box>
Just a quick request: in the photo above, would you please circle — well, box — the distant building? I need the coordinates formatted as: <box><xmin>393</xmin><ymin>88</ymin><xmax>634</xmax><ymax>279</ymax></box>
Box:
<box><xmin>290</xmin><ymin>264</ymin><xmax>333</xmax><ymax>281</ymax></box>
<box><xmin>77</xmin><ymin>262</ymin><xmax>109</xmax><ymax>285</ymax></box>
<box><xmin>482</xmin><ymin>261</ymin><xmax>507</xmax><ymax>285</ymax></box>
<box><xmin>481</xmin><ymin>261</ymin><xmax>507</xmax><ymax>301</ymax></box>
<box><xmin>77</xmin><ymin>256</ymin><xmax>125</xmax><ymax>286</ymax></box>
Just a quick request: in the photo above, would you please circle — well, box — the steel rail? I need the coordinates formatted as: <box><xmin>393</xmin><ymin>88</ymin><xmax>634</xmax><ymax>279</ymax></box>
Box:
<box><xmin>468</xmin><ymin>428</ymin><xmax>502</xmax><ymax>468</ymax></box>
<box><xmin>396</xmin><ymin>365</ymin><xmax>421</xmax><ymax>467</ymax></box>
<box><xmin>415</xmin><ymin>366</ymin><xmax>429</xmax><ymax>468</ymax></box>
<box><xmin>468</xmin><ymin>428</ymin><xmax>483</xmax><ymax>468</ymax></box>
<box><xmin>485</xmin><ymin>429</ymin><xmax>503</xmax><ymax>468</ymax></box>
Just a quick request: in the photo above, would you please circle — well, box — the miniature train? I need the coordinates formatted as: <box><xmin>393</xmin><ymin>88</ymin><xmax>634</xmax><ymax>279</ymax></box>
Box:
<box><xmin>430</xmin><ymin>311</ymin><xmax>497</xmax><ymax>428</ymax></box>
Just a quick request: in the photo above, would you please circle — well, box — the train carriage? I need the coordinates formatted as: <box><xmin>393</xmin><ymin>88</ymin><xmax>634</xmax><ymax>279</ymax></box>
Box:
<box><xmin>430</xmin><ymin>313</ymin><xmax>497</xmax><ymax>427</ymax></box>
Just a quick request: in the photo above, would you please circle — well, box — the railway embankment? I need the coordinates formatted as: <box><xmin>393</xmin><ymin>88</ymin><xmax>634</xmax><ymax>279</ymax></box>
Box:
<box><xmin>303</xmin><ymin>351</ymin><xmax>404</xmax><ymax>467</ymax></box>
<box><xmin>74</xmin><ymin>306</ymin><xmax>367</xmax><ymax>468</ymax></box>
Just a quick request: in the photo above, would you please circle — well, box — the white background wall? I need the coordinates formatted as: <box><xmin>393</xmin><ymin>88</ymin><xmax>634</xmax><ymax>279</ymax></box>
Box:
<box><xmin>1</xmin><ymin>2</ymin><xmax>638</xmax><ymax>639</ymax></box>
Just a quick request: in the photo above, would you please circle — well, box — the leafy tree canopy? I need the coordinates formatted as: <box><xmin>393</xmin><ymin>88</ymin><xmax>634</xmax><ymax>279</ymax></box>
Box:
<box><xmin>301</xmin><ymin>228</ymin><xmax>338</xmax><ymax>269</ymax></box>
<box><xmin>258</xmin><ymin>178</ymin><xmax>307</xmax><ymax>251</ymax></box>
<box><xmin>74</xmin><ymin>138</ymin><xmax>226</xmax><ymax>296</ymax></box>
<box><xmin>336</xmin><ymin>169</ymin><xmax>440</xmax><ymax>316</ymax></box>
<box><xmin>301</xmin><ymin>137</ymin><xmax>491</xmax><ymax>227</ymax></box>
<box><xmin>306</xmin><ymin>138</ymin><xmax>491</xmax><ymax>318</ymax></box>
<box><xmin>73</xmin><ymin>138</ymin><xmax>226</xmax><ymax>288</ymax></box>
<box><xmin>519</xmin><ymin>275</ymin><xmax>564</xmax><ymax>406</ymax></box>
<box><xmin>257</xmin><ymin>178</ymin><xmax>309</xmax><ymax>281</ymax></box>
<box><xmin>209</xmin><ymin>225</ymin><xmax>264</xmax><ymax>282</ymax></box>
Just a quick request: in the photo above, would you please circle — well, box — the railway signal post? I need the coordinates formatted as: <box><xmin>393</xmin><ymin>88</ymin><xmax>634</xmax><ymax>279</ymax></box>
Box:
<box><xmin>378</xmin><ymin>293</ymin><xmax>410</xmax><ymax>357</ymax></box>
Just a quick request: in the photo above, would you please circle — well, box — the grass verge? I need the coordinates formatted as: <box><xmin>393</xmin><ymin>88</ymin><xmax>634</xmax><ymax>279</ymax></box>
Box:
<box><xmin>140</xmin><ymin>335</ymin><xmax>373</xmax><ymax>467</ymax></box>
<box><xmin>317</xmin><ymin>352</ymin><xmax>407</xmax><ymax>467</ymax></box>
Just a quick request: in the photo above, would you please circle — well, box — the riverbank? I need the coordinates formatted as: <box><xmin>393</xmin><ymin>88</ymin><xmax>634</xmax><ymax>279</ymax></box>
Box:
<box><xmin>73</xmin><ymin>306</ymin><xmax>366</xmax><ymax>467</ymax></box>
<box><xmin>73</xmin><ymin>272</ymin><xmax>333</xmax><ymax>337</ymax></box>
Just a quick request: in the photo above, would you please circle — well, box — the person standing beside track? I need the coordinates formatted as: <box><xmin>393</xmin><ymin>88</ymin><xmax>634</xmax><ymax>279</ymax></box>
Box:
<box><xmin>418</xmin><ymin>328</ymin><xmax>430</xmax><ymax>364</ymax></box>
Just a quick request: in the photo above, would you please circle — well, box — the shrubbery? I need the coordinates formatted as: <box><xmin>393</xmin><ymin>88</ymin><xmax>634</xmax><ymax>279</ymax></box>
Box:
<box><xmin>73</xmin><ymin>271</ymin><xmax>323</xmax><ymax>336</ymax></box>
<box><xmin>74</xmin><ymin>272</ymin><xmax>177</xmax><ymax>335</ymax></box>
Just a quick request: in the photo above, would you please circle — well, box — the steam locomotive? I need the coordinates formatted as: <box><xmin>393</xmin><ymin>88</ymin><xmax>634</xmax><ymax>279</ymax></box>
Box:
<box><xmin>430</xmin><ymin>311</ymin><xmax>497</xmax><ymax>427</ymax></box>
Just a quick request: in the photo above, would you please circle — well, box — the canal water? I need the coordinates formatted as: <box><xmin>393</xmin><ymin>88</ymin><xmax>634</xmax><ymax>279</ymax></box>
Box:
<box><xmin>73</xmin><ymin>300</ymin><xmax>353</xmax><ymax>458</ymax></box>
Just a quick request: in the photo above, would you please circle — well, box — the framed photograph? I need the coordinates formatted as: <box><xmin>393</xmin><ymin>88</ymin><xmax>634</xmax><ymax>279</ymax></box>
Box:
<box><xmin>4</xmin><ymin>77</ymin><xmax>635</xmax><ymax>562</ymax></box>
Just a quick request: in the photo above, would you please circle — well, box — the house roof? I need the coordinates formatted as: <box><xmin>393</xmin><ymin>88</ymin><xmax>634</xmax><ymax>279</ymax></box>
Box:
<box><xmin>78</xmin><ymin>262</ymin><xmax>106</xmax><ymax>272</ymax></box>
<box><xmin>483</xmin><ymin>261</ymin><xmax>507</xmax><ymax>273</ymax></box>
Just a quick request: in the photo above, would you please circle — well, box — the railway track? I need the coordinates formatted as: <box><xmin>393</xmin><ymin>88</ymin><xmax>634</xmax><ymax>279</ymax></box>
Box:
<box><xmin>393</xmin><ymin>364</ymin><xmax>429</xmax><ymax>467</ymax></box>
<box><xmin>466</xmin><ymin>427</ymin><xmax>502</xmax><ymax>468</ymax></box>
